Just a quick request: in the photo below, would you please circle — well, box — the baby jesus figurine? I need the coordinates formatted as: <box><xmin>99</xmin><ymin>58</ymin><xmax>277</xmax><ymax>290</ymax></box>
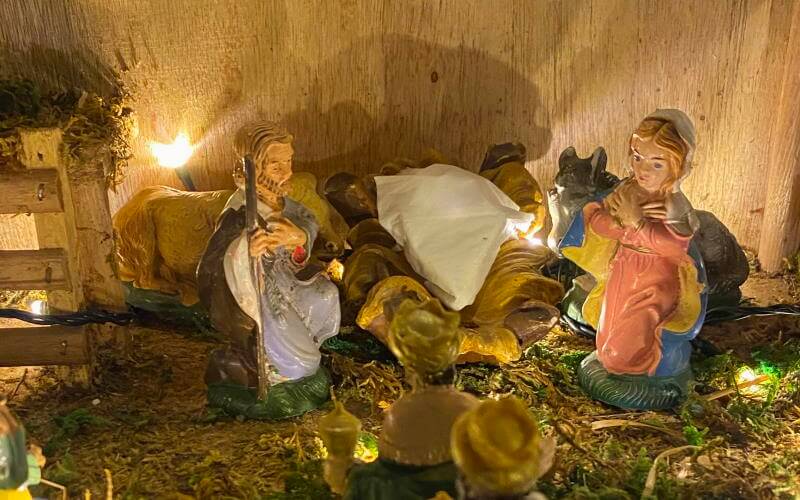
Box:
<box><xmin>561</xmin><ymin>109</ymin><xmax>708</xmax><ymax>410</ymax></box>
<box><xmin>197</xmin><ymin>121</ymin><xmax>340</xmax><ymax>419</ymax></box>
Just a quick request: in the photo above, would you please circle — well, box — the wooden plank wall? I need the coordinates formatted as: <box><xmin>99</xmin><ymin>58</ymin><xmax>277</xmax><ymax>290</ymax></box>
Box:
<box><xmin>758</xmin><ymin>1</ymin><xmax>800</xmax><ymax>271</ymax></box>
<box><xmin>0</xmin><ymin>0</ymin><xmax>796</xmax><ymax>252</ymax></box>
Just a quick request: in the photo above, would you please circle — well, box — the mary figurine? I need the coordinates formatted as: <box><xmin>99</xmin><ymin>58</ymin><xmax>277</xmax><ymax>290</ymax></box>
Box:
<box><xmin>560</xmin><ymin>109</ymin><xmax>708</xmax><ymax>409</ymax></box>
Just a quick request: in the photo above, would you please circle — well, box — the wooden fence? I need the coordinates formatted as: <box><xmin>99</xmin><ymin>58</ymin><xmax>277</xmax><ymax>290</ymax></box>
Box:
<box><xmin>0</xmin><ymin>128</ymin><xmax>126</xmax><ymax>383</ymax></box>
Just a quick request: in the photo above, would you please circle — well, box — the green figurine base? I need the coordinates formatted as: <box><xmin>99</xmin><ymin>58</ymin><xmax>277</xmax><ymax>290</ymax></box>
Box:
<box><xmin>123</xmin><ymin>283</ymin><xmax>211</xmax><ymax>330</ymax></box>
<box><xmin>344</xmin><ymin>459</ymin><xmax>458</xmax><ymax>500</ymax></box>
<box><xmin>561</xmin><ymin>281</ymin><xmax>590</xmax><ymax>326</ymax></box>
<box><xmin>578</xmin><ymin>352</ymin><xmax>692</xmax><ymax>410</ymax></box>
<box><xmin>207</xmin><ymin>367</ymin><xmax>332</xmax><ymax>420</ymax></box>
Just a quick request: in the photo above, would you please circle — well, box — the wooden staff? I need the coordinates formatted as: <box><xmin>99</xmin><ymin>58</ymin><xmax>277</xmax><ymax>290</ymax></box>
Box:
<box><xmin>244</xmin><ymin>154</ymin><xmax>270</xmax><ymax>401</ymax></box>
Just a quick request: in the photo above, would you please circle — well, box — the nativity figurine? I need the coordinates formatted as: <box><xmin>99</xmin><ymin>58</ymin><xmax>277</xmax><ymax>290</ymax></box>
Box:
<box><xmin>451</xmin><ymin>396</ymin><xmax>555</xmax><ymax>500</ymax></box>
<box><xmin>339</xmin><ymin>144</ymin><xmax>562</xmax><ymax>366</ymax></box>
<box><xmin>0</xmin><ymin>399</ymin><xmax>47</xmax><ymax>500</ymax></box>
<box><xmin>548</xmin><ymin>146</ymin><xmax>748</xmax><ymax>311</ymax></box>
<box><xmin>197</xmin><ymin>121</ymin><xmax>340</xmax><ymax>419</ymax></box>
<box><xmin>318</xmin><ymin>400</ymin><xmax>362</xmax><ymax>495</ymax></box>
<box><xmin>328</xmin><ymin>298</ymin><xmax>480</xmax><ymax>500</ymax></box>
<box><xmin>113</xmin><ymin>186</ymin><xmax>232</xmax><ymax>306</ymax></box>
<box><xmin>113</xmin><ymin>157</ymin><xmax>346</xmax><ymax>311</ymax></box>
<box><xmin>560</xmin><ymin>109</ymin><xmax>708</xmax><ymax>409</ymax></box>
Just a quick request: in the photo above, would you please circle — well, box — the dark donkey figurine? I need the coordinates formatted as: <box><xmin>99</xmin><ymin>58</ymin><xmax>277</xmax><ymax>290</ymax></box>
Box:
<box><xmin>547</xmin><ymin>146</ymin><xmax>749</xmax><ymax>311</ymax></box>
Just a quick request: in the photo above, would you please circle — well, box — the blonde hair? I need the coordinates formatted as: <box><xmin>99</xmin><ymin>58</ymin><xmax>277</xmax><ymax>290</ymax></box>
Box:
<box><xmin>629</xmin><ymin>118</ymin><xmax>689</xmax><ymax>193</ymax></box>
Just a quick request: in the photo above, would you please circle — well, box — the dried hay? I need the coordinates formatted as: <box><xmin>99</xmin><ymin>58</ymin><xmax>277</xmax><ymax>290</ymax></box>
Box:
<box><xmin>327</xmin><ymin>352</ymin><xmax>405</xmax><ymax>414</ymax></box>
<box><xmin>0</xmin><ymin>78</ymin><xmax>135</xmax><ymax>188</ymax></box>
<box><xmin>0</xmin><ymin>275</ymin><xmax>798</xmax><ymax>498</ymax></box>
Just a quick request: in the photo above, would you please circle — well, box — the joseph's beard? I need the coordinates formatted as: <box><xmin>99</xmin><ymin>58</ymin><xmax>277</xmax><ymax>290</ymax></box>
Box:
<box><xmin>258</xmin><ymin>177</ymin><xmax>289</xmax><ymax>198</ymax></box>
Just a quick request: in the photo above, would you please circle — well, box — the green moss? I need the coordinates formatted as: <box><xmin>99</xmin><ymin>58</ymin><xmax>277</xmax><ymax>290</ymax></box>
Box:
<box><xmin>625</xmin><ymin>448</ymin><xmax>652</xmax><ymax>496</ymax></box>
<box><xmin>600</xmin><ymin>438</ymin><xmax>625</xmax><ymax>461</ymax></box>
<box><xmin>357</xmin><ymin>431</ymin><xmax>380</xmax><ymax>459</ymax></box>
<box><xmin>752</xmin><ymin>339</ymin><xmax>800</xmax><ymax>377</ymax></box>
<box><xmin>692</xmin><ymin>351</ymin><xmax>739</xmax><ymax>387</ymax></box>
<box><xmin>41</xmin><ymin>452</ymin><xmax>79</xmax><ymax>487</ymax></box>
<box><xmin>44</xmin><ymin>408</ymin><xmax>111</xmax><ymax>455</ymax></box>
<box><xmin>322</xmin><ymin>333</ymin><xmax>393</xmax><ymax>362</ymax></box>
<box><xmin>682</xmin><ymin>424</ymin><xmax>709</xmax><ymax>446</ymax></box>
<box><xmin>0</xmin><ymin>77</ymin><xmax>135</xmax><ymax>187</ymax></box>
<box><xmin>454</xmin><ymin>363</ymin><xmax>503</xmax><ymax>395</ymax></box>
<box><xmin>265</xmin><ymin>460</ymin><xmax>334</xmax><ymax>500</ymax></box>
<box><xmin>559</xmin><ymin>350</ymin><xmax>592</xmax><ymax>372</ymax></box>
<box><xmin>562</xmin><ymin>485</ymin><xmax>633</xmax><ymax>500</ymax></box>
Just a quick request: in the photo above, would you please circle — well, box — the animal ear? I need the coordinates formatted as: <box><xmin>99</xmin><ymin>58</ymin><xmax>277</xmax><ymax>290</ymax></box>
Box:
<box><xmin>590</xmin><ymin>147</ymin><xmax>608</xmax><ymax>183</ymax></box>
<box><xmin>559</xmin><ymin>146</ymin><xmax>577</xmax><ymax>164</ymax></box>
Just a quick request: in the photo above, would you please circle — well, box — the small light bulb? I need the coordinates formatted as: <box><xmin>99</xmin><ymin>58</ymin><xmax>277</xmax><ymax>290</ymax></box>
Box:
<box><xmin>524</xmin><ymin>233</ymin><xmax>543</xmax><ymax>246</ymax></box>
<box><xmin>735</xmin><ymin>366</ymin><xmax>766</xmax><ymax>396</ymax></box>
<box><xmin>736</xmin><ymin>366</ymin><xmax>757</xmax><ymax>384</ymax></box>
<box><xmin>30</xmin><ymin>300</ymin><xmax>46</xmax><ymax>315</ymax></box>
<box><xmin>149</xmin><ymin>132</ymin><xmax>195</xmax><ymax>168</ymax></box>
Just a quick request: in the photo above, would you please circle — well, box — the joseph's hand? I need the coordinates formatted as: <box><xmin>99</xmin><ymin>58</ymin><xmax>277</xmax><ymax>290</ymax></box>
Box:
<box><xmin>248</xmin><ymin>217</ymin><xmax>307</xmax><ymax>257</ymax></box>
<box><xmin>249</xmin><ymin>228</ymin><xmax>272</xmax><ymax>257</ymax></box>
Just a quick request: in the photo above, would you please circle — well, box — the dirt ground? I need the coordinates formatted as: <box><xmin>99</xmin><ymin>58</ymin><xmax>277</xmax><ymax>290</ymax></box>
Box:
<box><xmin>1</xmin><ymin>273</ymin><xmax>799</xmax><ymax>499</ymax></box>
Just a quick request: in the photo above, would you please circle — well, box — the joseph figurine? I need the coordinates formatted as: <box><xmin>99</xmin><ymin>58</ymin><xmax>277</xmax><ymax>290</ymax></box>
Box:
<box><xmin>197</xmin><ymin>121</ymin><xmax>340</xmax><ymax>419</ymax></box>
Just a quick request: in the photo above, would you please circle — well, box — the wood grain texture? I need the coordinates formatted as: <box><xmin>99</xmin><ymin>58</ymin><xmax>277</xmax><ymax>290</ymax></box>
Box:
<box><xmin>758</xmin><ymin>1</ymin><xmax>800</xmax><ymax>272</ymax></box>
<box><xmin>68</xmin><ymin>153</ymin><xmax>128</xmax><ymax>309</ymax></box>
<box><xmin>0</xmin><ymin>169</ymin><xmax>62</xmax><ymax>214</ymax></box>
<box><xmin>0</xmin><ymin>325</ymin><xmax>88</xmax><ymax>366</ymax></box>
<box><xmin>0</xmin><ymin>248</ymin><xmax>70</xmax><ymax>290</ymax></box>
<box><xmin>20</xmin><ymin>129</ymin><xmax>83</xmax><ymax>311</ymax></box>
<box><xmin>0</xmin><ymin>214</ymin><xmax>38</xmax><ymax>250</ymax></box>
<box><xmin>0</xmin><ymin>0</ymin><xmax>796</xmax><ymax>254</ymax></box>
<box><xmin>0</xmin><ymin>127</ymin><xmax>59</xmax><ymax>252</ymax></box>
<box><xmin>17</xmin><ymin>129</ymin><xmax>128</xmax><ymax>310</ymax></box>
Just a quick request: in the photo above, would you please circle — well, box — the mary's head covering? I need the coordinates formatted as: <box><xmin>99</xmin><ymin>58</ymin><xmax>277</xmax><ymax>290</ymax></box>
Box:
<box><xmin>641</xmin><ymin>109</ymin><xmax>699</xmax><ymax>234</ymax></box>
<box><xmin>643</xmin><ymin>108</ymin><xmax>696</xmax><ymax>193</ymax></box>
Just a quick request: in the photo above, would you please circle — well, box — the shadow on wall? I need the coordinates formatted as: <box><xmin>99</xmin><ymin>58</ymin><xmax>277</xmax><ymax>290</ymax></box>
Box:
<box><xmin>0</xmin><ymin>35</ymin><xmax>558</xmax><ymax>192</ymax></box>
<box><xmin>0</xmin><ymin>45</ymin><xmax>120</xmax><ymax>98</ymax></box>
<box><xmin>279</xmin><ymin>34</ymin><xmax>553</xmax><ymax>178</ymax></box>
<box><xmin>0</xmin><ymin>1</ymin><xmax>108</xmax><ymax>93</ymax></box>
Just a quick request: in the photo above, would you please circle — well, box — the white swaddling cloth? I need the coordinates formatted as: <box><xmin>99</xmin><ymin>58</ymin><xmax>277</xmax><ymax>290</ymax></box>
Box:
<box><xmin>376</xmin><ymin>164</ymin><xmax>534</xmax><ymax>310</ymax></box>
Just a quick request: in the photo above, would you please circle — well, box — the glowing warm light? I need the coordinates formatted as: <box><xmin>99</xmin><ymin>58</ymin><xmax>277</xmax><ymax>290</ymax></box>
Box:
<box><xmin>736</xmin><ymin>366</ymin><xmax>758</xmax><ymax>384</ymax></box>
<box><xmin>29</xmin><ymin>300</ymin><xmax>45</xmax><ymax>315</ymax></box>
<box><xmin>327</xmin><ymin>258</ymin><xmax>345</xmax><ymax>283</ymax></box>
<box><xmin>515</xmin><ymin>221</ymin><xmax>543</xmax><ymax>246</ymax></box>
<box><xmin>149</xmin><ymin>132</ymin><xmax>195</xmax><ymax>168</ymax></box>
<box><xmin>517</xmin><ymin>228</ymin><xmax>543</xmax><ymax>246</ymax></box>
<box><xmin>524</xmin><ymin>233</ymin><xmax>543</xmax><ymax>246</ymax></box>
<box><xmin>318</xmin><ymin>435</ymin><xmax>379</xmax><ymax>463</ymax></box>
<box><xmin>735</xmin><ymin>366</ymin><xmax>767</xmax><ymax>396</ymax></box>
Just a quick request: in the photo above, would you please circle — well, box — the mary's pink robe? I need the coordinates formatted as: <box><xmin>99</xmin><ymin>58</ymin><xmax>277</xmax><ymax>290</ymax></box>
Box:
<box><xmin>584</xmin><ymin>201</ymin><xmax>692</xmax><ymax>376</ymax></box>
